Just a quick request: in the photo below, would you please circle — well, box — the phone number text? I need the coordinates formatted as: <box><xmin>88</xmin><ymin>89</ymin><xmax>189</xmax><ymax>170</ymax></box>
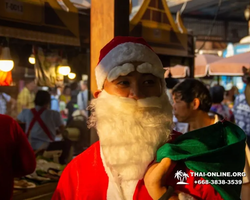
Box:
<box><xmin>194</xmin><ymin>179</ymin><xmax>242</xmax><ymax>185</ymax></box>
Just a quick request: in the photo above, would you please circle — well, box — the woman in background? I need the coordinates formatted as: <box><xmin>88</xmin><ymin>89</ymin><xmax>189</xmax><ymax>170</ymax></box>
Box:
<box><xmin>59</xmin><ymin>85</ymin><xmax>71</xmax><ymax>104</ymax></box>
<box><xmin>59</xmin><ymin>86</ymin><xmax>71</xmax><ymax>124</ymax></box>
<box><xmin>210</xmin><ymin>85</ymin><xmax>235</xmax><ymax>122</ymax></box>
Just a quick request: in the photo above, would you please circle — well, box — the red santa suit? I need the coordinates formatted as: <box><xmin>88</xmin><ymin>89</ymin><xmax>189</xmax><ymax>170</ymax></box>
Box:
<box><xmin>52</xmin><ymin>36</ymin><xmax>223</xmax><ymax>200</ymax></box>
<box><xmin>0</xmin><ymin>115</ymin><xmax>36</xmax><ymax>200</ymax></box>
<box><xmin>52</xmin><ymin>136</ymin><xmax>223</xmax><ymax>200</ymax></box>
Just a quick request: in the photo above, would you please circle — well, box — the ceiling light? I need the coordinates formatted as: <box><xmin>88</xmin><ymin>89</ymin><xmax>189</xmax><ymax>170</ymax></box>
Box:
<box><xmin>58</xmin><ymin>59</ymin><xmax>71</xmax><ymax>75</ymax></box>
<box><xmin>0</xmin><ymin>47</ymin><xmax>14</xmax><ymax>72</ymax></box>
<box><xmin>29</xmin><ymin>54</ymin><xmax>35</xmax><ymax>64</ymax></box>
<box><xmin>68</xmin><ymin>72</ymin><xmax>76</xmax><ymax>79</ymax></box>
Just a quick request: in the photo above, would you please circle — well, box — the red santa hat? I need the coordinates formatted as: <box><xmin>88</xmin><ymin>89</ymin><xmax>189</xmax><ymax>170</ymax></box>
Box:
<box><xmin>95</xmin><ymin>36</ymin><xmax>165</xmax><ymax>90</ymax></box>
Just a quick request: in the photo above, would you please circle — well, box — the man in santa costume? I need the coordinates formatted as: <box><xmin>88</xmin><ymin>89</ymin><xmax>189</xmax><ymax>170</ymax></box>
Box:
<box><xmin>52</xmin><ymin>37</ymin><xmax>228</xmax><ymax>200</ymax></box>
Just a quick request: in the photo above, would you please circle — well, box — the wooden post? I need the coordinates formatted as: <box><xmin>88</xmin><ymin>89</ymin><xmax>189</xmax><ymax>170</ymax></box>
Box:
<box><xmin>189</xmin><ymin>36</ymin><xmax>195</xmax><ymax>78</ymax></box>
<box><xmin>90</xmin><ymin>0</ymin><xmax>129</xmax><ymax>144</ymax></box>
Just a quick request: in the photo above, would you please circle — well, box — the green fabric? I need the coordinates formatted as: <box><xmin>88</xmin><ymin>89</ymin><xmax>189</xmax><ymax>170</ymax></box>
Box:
<box><xmin>157</xmin><ymin>121</ymin><xmax>246</xmax><ymax>200</ymax></box>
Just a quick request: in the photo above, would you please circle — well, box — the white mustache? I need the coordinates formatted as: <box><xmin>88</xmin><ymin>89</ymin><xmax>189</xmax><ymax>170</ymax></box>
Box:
<box><xmin>99</xmin><ymin>90</ymin><xmax>163</xmax><ymax>109</ymax></box>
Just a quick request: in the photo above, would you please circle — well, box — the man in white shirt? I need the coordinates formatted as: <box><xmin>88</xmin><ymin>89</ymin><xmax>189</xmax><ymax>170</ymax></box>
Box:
<box><xmin>0</xmin><ymin>92</ymin><xmax>16</xmax><ymax>115</ymax></box>
<box><xmin>77</xmin><ymin>81</ymin><xmax>88</xmax><ymax>116</ymax></box>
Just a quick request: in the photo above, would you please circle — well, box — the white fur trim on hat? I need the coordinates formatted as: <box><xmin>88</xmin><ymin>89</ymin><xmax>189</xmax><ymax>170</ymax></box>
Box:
<box><xmin>96</xmin><ymin>42</ymin><xmax>164</xmax><ymax>90</ymax></box>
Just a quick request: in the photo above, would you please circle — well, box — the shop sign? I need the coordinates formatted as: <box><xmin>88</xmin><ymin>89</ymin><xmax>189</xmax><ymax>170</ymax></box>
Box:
<box><xmin>222</xmin><ymin>43</ymin><xmax>250</xmax><ymax>58</ymax></box>
<box><xmin>0</xmin><ymin>0</ymin><xmax>43</xmax><ymax>24</ymax></box>
<box><xmin>5</xmin><ymin>0</ymin><xmax>23</xmax><ymax>15</ymax></box>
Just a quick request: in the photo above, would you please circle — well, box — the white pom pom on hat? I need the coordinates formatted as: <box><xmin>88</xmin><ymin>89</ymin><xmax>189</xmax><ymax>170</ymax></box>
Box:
<box><xmin>95</xmin><ymin>36</ymin><xmax>165</xmax><ymax>90</ymax></box>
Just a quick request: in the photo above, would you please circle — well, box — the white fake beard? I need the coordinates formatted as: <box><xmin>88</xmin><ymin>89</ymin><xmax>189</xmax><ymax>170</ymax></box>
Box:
<box><xmin>88</xmin><ymin>90</ymin><xmax>173</xmax><ymax>181</ymax></box>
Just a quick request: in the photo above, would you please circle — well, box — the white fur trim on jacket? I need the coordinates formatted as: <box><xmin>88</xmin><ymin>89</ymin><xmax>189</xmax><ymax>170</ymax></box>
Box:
<box><xmin>100</xmin><ymin>146</ymin><xmax>138</xmax><ymax>200</ymax></box>
<box><xmin>178</xmin><ymin>192</ymin><xmax>196</xmax><ymax>200</ymax></box>
<box><xmin>95</xmin><ymin>42</ymin><xmax>164</xmax><ymax>90</ymax></box>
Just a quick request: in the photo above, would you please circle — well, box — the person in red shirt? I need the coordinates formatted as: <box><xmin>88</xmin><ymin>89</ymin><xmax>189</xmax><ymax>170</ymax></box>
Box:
<box><xmin>0</xmin><ymin>114</ymin><xmax>36</xmax><ymax>200</ymax></box>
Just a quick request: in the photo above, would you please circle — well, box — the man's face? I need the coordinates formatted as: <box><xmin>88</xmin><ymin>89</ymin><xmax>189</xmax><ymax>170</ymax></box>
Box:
<box><xmin>172</xmin><ymin>93</ymin><xmax>193</xmax><ymax>122</ymax></box>
<box><xmin>28</xmin><ymin>80</ymin><xmax>37</xmax><ymax>92</ymax></box>
<box><xmin>103</xmin><ymin>62</ymin><xmax>162</xmax><ymax>99</ymax></box>
<box><xmin>81</xmin><ymin>84</ymin><xmax>87</xmax><ymax>91</ymax></box>
<box><xmin>88</xmin><ymin>63</ymin><xmax>173</xmax><ymax>181</ymax></box>
<box><xmin>65</xmin><ymin>88</ymin><xmax>71</xmax><ymax>96</ymax></box>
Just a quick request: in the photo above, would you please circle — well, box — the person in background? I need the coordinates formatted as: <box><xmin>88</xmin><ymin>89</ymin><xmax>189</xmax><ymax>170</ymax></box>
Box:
<box><xmin>57</xmin><ymin>86</ymin><xmax>63</xmax><ymax>97</ymax></box>
<box><xmin>234</xmin><ymin>67</ymin><xmax>250</xmax><ymax>148</ymax></box>
<box><xmin>66</xmin><ymin>94</ymin><xmax>78</xmax><ymax>123</ymax></box>
<box><xmin>59</xmin><ymin>85</ymin><xmax>71</xmax><ymax>104</ymax></box>
<box><xmin>210</xmin><ymin>85</ymin><xmax>235</xmax><ymax>122</ymax></box>
<box><xmin>0</xmin><ymin>92</ymin><xmax>16</xmax><ymax>115</ymax></box>
<box><xmin>233</xmin><ymin>66</ymin><xmax>250</xmax><ymax>199</ymax></box>
<box><xmin>50</xmin><ymin>87</ymin><xmax>60</xmax><ymax>112</ymax></box>
<box><xmin>17</xmin><ymin>90</ymin><xmax>65</xmax><ymax>150</ymax></box>
<box><xmin>145</xmin><ymin>79</ymin><xmax>247</xmax><ymax>200</ymax></box>
<box><xmin>224</xmin><ymin>86</ymin><xmax>238</xmax><ymax>109</ymax></box>
<box><xmin>234</xmin><ymin>95</ymin><xmax>250</xmax><ymax>144</ymax></box>
<box><xmin>17</xmin><ymin>79</ymin><xmax>37</xmax><ymax>114</ymax></box>
<box><xmin>77</xmin><ymin>80</ymin><xmax>88</xmax><ymax>116</ymax></box>
<box><xmin>0</xmin><ymin>114</ymin><xmax>36</xmax><ymax>200</ymax></box>
<box><xmin>164</xmin><ymin>73</ymin><xmax>179</xmax><ymax>105</ymax></box>
<box><xmin>171</xmin><ymin>79</ymin><xmax>216</xmax><ymax>131</ymax></box>
<box><xmin>164</xmin><ymin>74</ymin><xmax>181</xmax><ymax>131</ymax></box>
<box><xmin>70</xmin><ymin>81</ymin><xmax>80</xmax><ymax>97</ymax></box>
<box><xmin>206</xmin><ymin>84</ymin><xmax>211</xmax><ymax>90</ymax></box>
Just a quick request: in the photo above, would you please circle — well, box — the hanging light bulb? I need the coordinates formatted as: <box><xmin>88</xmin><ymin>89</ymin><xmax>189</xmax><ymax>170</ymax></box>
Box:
<box><xmin>0</xmin><ymin>47</ymin><xmax>14</xmax><ymax>72</ymax></box>
<box><xmin>58</xmin><ymin>59</ymin><xmax>71</xmax><ymax>75</ymax></box>
<box><xmin>68</xmin><ymin>72</ymin><xmax>76</xmax><ymax>79</ymax></box>
<box><xmin>28</xmin><ymin>54</ymin><xmax>35</xmax><ymax>64</ymax></box>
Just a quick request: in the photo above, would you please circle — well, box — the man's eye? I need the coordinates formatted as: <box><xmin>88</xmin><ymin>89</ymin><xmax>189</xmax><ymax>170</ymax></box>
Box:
<box><xmin>144</xmin><ymin>80</ymin><xmax>155</xmax><ymax>85</ymax></box>
<box><xmin>117</xmin><ymin>81</ymin><xmax>130</xmax><ymax>86</ymax></box>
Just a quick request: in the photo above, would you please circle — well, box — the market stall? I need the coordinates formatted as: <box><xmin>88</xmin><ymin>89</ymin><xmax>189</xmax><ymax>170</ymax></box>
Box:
<box><xmin>208</xmin><ymin>51</ymin><xmax>250</xmax><ymax>76</ymax></box>
<box><xmin>211</xmin><ymin>42</ymin><xmax>250</xmax><ymax>93</ymax></box>
<box><xmin>129</xmin><ymin>0</ymin><xmax>195</xmax><ymax>77</ymax></box>
<box><xmin>0</xmin><ymin>1</ymin><xmax>83</xmax><ymax>198</ymax></box>
<box><xmin>13</xmin><ymin>156</ymin><xmax>66</xmax><ymax>200</ymax></box>
<box><xmin>164</xmin><ymin>65</ymin><xmax>189</xmax><ymax>78</ymax></box>
<box><xmin>13</xmin><ymin>182</ymin><xmax>57</xmax><ymax>200</ymax></box>
<box><xmin>0</xmin><ymin>0</ymin><xmax>80</xmax><ymax>46</ymax></box>
<box><xmin>0</xmin><ymin>0</ymin><xmax>85</xmax><ymax>88</ymax></box>
<box><xmin>164</xmin><ymin>54</ymin><xmax>222</xmax><ymax>78</ymax></box>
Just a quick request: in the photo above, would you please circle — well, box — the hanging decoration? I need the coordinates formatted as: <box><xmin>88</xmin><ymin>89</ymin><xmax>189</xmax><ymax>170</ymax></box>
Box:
<box><xmin>34</xmin><ymin>46</ymin><xmax>63</xmax><ymax>87</ymax></box>
<box><xmin>0</xmin><ymin>46</ymin><xmax>13</xmax><ymax>86</ymax></box>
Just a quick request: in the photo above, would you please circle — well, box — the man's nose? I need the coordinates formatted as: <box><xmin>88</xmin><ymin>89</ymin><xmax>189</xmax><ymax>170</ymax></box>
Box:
<box><xmin>128</xmin><ymin>85</ymin><xmax>145</xmax><ymax>100</ymax></box>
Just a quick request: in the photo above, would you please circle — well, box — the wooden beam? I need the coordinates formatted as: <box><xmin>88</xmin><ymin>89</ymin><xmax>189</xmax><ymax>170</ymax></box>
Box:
<box><xmin>90</xmin><ymin>0</ymin><xmax>129</xmax><ymax>94</ymax></box>
<box><xmin>90</xmin><ymin>0</ymin><xmax>129</xmax><ymax>144</ymax></box>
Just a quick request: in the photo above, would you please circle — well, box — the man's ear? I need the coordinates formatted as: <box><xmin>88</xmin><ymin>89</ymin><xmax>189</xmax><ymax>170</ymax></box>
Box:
<box><xmin>243</xmin><ymin>66</ymin><xmax>248</xmax><ymax>74</ymax></box>
<box><xmin>93</xmin><ymin>90</ymin><xmax>102</xmax><ymax>98</ymax></box>
<box><xmin>192</xmin><ymin>98</ymin><xmax>200</xmax><ymax>110</ymax></box>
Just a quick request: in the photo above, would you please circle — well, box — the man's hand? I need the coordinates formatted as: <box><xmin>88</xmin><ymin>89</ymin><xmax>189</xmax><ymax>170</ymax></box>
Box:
<box><xmin>144</xmin><ymin>158</ymin><xmax>177</xmax><ymax>200</ymax></box>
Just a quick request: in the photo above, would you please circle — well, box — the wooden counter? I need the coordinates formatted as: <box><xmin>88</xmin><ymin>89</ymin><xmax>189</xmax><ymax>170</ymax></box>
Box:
<box><xmin>13</xmin><ymin>182</ymin><xmax>58</xmax><ymax>200</ymax></box>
